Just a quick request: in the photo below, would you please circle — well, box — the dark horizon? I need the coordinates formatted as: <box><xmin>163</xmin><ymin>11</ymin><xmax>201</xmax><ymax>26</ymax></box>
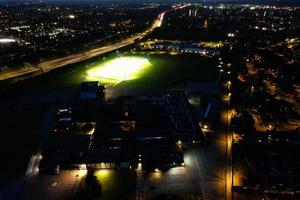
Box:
<box><xmin>0</xmin><ymin>0</ymin><xmax>300</xmax><ymax>5</ymax></box>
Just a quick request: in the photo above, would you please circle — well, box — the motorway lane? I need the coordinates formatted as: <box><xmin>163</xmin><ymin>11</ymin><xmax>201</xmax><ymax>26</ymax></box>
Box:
<box><xmin>0</xmin><ymin>67</ymin><xmax>40</xmax><ymax>80</ymax></box>
<box><xmin>39</xmin><ymin>36</ymin><xmax>140</xmax><ymax>72</ymax></box>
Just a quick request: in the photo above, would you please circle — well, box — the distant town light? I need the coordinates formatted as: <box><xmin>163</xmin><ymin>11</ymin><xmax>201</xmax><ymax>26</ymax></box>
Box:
<box><xmin>227</xmin><ymin>33</ymin><xmax>235</xmax><ymax>37</ymax></box>
<box><xmin>268</xmin><ymin>124</ymin><xmax>273</xmax><ymax>129</ymax></box>
<box><xmin>68</xmin><ymin>14</ymin><xmax>75</xmax><ymax>19</ymax></box>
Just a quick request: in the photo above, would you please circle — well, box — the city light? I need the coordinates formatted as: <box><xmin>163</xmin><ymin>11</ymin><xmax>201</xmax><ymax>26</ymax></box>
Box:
<box><xmin>227</xmin><ymin>33</ymin><xmax>235</xmax><ymax>37</ymax></box>
<box><xmin>157</xmin><ymin>12</ymin><xmax>165</xmax><ymax>27</ymax></box>
<box><xmin>78</xmin><ymin>169</ymin><xmax>88</xmax><ymax>177</ymax></box>
<box><xmin>2</xmin><ymin>3</ymin><xmax>299</xmax><ymax>199</ymax></box>
<box><xmin>77</xmin><ymin>164</ymin><xmax>88</xmax><ymax>176</ymax></box>
<box><xmin>79</xmin><ymin>164</ymin><xmax>87</xmax><ymax>170</ymax></box>
<box><xmin>138</xmin><ymin>163</ymin><xmax>142</xmax><ymax>168</ymax></box>
<box><xmin>87</xmin><ymin>127</ymin><xmax>95</xmax><ymax>135</ymax></box>
<box><xmin>87</xmin><ymin>56</ymin><xmax>151</xmax><ymax>83</ymax></box>
<box><xmin>150</xmin><ymin>168</ymin><xmax>162</xmax><ymax>179</ymax></box>
<box><xmin>0</xmin><ymin>38</ymin><xmax>16</xmax><ymax>43</ymax></box>
<box><xmin>166</xmin><ymin>166</ymin><xmax>185</xmax><ymax>175</ymax></box>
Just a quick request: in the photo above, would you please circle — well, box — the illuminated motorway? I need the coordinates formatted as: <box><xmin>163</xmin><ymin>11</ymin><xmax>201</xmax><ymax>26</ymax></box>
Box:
<box><xmin>0</xmin><ymin>4</ymin><xmax>189</xmax><ymax>82</ymax></box>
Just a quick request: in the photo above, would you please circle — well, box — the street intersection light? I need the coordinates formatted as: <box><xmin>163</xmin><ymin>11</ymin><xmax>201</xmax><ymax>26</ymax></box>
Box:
<box><xmin>87</xmin><ymin>56</ymin><xmax>151</xmax><ymax>83</ymax></box>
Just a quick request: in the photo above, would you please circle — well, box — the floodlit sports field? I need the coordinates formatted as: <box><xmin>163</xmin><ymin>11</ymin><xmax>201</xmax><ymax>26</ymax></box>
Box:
<box><xmin>87</xmin><ymin>56</ymin><xmax>151</xmax><ymax>84</ymax></box>
<box><xmin>15</xmin><ymin>53</ymin><xmax>219</xmax><ymax>90</ymax></box>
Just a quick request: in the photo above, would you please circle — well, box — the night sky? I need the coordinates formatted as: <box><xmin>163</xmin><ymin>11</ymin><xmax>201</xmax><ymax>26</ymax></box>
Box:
<box><xmin>0</xmin><ymin>0</ymin><xmax>299</xmax><ymax>3</ymax></box>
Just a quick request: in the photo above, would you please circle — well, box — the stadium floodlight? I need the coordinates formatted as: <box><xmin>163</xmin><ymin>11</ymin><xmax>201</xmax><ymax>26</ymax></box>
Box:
<box><xmin>87</xmin><ymin>56</ymin><xmax>150</xmax><ymax>83</ymax></box>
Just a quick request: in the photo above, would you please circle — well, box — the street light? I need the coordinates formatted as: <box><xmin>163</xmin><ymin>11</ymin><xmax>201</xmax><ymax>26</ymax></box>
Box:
<box><xmin>227</xmin><ymin>81</ymin><xmax>232</xmax><ymax>90</ymax></box>
<box><xmin>228</xmin><ymin>92</ymin><xmax>234</xmax><ymax>200</ymax></box>
<box><xmin>138</xmin><ymin>163</ymin><xmax>142</xmax><ymax>168</ymax></box>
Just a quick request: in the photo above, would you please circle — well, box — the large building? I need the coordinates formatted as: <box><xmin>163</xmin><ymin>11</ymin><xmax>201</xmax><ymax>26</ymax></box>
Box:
<box><xmin>39</xmin><ymin>84</ymin><xmax>204</xmax><ymax>173</ymax></box>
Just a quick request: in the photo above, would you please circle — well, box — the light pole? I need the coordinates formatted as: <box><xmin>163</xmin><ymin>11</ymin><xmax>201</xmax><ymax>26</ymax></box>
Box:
<box><xmin>225</xmin><ymin>92</ymin><xmax>233</xmax><ymax>200</ymax></box>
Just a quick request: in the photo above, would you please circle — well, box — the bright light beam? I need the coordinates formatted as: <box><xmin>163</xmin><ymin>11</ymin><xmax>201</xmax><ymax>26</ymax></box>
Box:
<box><xmin>87</xmin><ymin>56</ymin><xmax>151</xmax><ymax>83</ymax></box>
<box><xmin>0</xmin><ymin>38</ymin><xmax>16</xmax><ymax>43</ymax></box>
